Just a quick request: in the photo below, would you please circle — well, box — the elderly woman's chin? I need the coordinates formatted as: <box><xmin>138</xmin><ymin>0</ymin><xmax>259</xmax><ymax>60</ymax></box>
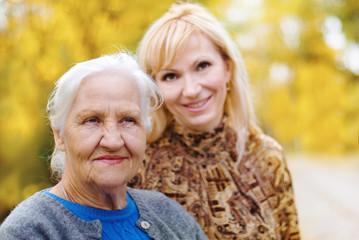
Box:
<box><xmin>87</xmin><ymin>159</ymin><xmax>141</xmax><ymax>190</ymax></box>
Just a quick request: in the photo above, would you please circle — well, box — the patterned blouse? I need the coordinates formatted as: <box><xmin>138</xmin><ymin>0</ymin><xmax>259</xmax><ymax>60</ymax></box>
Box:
<box><xmin>129</xmin><ymin>117</ymin><xmax>300</xmax><ymax>240</ymax></box>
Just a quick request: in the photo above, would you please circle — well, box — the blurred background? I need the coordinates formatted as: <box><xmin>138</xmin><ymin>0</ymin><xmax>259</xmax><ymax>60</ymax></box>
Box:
<box><xmin>0</xmin><ymin>0</ymin><xmax>358</xmax><ymax>238</ymax></box>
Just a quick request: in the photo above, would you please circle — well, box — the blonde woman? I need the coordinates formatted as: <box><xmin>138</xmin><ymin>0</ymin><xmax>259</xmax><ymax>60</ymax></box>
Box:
<box><xmin>129</xmin><ymin>2</ymin><xmax>300</xmax><ymax>240</ymax></box>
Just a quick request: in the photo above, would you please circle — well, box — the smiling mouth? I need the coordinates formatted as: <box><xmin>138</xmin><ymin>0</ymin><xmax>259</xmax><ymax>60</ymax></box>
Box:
<box><xmin>184</xmin><ymin>97</ymin><xmax>211</xmax><ymax>109</ymax></box>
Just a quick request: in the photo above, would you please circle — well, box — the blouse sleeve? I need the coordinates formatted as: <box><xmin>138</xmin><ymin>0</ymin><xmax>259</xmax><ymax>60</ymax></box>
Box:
<box><xmin>257</xmin><ymin>135</ymin><xmax>300</xmax><ymax>240</ymax></box>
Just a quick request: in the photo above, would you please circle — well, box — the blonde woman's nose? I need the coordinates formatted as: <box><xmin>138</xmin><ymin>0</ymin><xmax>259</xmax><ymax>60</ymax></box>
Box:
<box><xmin>182</xmin><ymin>74</ymin><xmax>201</xmax><ymax>97</ymax></box>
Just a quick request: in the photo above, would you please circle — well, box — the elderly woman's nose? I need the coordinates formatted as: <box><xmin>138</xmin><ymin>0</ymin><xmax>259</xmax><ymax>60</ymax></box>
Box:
<box><xmin>99</xmin><ymin>122</ymin><xmax>124</xmax><ymax>150</ymax></box>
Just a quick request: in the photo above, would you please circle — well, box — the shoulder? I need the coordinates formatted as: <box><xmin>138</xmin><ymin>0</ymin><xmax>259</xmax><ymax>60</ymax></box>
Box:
<box><xmin>1</xmin><ymin>191</ymin><xmax>58</xmax><ymax>222</ymax></box>
<box><xmin>0</xmin><ymin>191</ymin><xmax>58</xmax><ymax>238</ymax></box>
<box><xmin>247</xmin><ymin>132</ymin><xmax>284</xmax><ymax>153</ymax></box>
<box><xmin>128</xmin><ymin>188</ymin><xmax>180</xmax><ymax>209</ymax></box>
<box><xmin>245</xmin><ymin>132</ymin><xmax>289</xmax><ymax>174</ymax></box>
<box><xmin>128</xmin><ymin>188</ymin><xmax>195</xmax><ymax>221</ymax></box>
<box><xmin>127</xmin><ymin>188</ymin><xmax>207</xmax><ymax>239</ymax></box>
<box><xmin>0</xmin><ymin>191</ymin><xmax>101</xmax><ymax>239</ymax></box>
<box><xmin>245</xmin><ymin>132</ymin><xmax>295</xmax><ymax>189</ymax></box>
<box><xmin>246</xmin><ymin>132</ymin><xmax>285</xmax><ymax>161</ymax></box>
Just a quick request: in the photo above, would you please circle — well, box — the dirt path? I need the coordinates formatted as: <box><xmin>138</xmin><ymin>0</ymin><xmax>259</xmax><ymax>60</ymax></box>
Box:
<box><xmin>287</xmin><ymin>154</ymin><xmax>359</xmax><ymax>240</ymax></box>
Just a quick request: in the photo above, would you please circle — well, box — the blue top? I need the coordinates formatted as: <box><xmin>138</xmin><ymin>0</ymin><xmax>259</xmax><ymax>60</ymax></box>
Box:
<box><xmin>44</xmin><ymin>189</ymin><xmax>151</xmax><ymax>240</ymax></box>
<box><xmin>0</xmin><ymin>188</ymin><xmax>208</xmax><ymax>240</ymax></box>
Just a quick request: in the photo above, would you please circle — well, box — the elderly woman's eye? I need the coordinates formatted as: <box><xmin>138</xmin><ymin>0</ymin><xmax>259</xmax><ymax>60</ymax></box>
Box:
<box><xmin>198</xmin><ymin>61</ymin><xmax>210</xmax><ymax>70</ymax></box>
<box><xmin>85</xmin><ymin>118</ymin><xmax>99</xmax><ymax>124</ymax></box>
<box><xmin>120</xmin><ymin>117</ymin><xmax>136</xmax><ymax>125</ymax></box>
<box><xmin>163</xmin><ymin>73</ymin><xmax>177</xmax><ymax>81</ymax></box>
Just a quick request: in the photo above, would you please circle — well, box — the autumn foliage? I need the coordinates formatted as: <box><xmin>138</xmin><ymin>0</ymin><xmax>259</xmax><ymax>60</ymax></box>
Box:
<box><xmin>0</xmin><ymin>0</ymin><xmax>358</xmax><ymax>222</ymax></box>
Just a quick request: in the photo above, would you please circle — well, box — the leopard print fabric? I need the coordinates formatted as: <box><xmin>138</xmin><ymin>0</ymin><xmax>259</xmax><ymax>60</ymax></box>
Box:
<box><xmin>129</xmin><ymin>117</ymin><xmax>300</xmax><ymax>240</ymax></box>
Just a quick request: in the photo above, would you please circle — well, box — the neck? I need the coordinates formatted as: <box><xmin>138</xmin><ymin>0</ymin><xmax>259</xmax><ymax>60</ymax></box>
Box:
<box><xmin>50</xmin><ymin>175</ymin><xmax>128</xmax><ymax>210</ymax></box>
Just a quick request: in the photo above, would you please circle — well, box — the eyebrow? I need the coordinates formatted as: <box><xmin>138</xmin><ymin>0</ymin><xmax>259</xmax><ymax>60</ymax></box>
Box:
<box><xmin>76</xmin><ymin>107</ymin><xmax>142</xmax><ymax>118</ymax></box>
<box><xmin>75</xmin><ymin>109</ymin><xmax>103</xmax><ymax>120</ymax></box>
<box><xmin>160</xmin><ymin>56</ymin><xmax>213</xmax><ymax>72</ymax></box>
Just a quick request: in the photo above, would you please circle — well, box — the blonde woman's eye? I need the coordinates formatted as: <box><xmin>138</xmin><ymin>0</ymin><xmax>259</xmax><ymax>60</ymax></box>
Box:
<box><xmin>163</xmin><ymin>73</ymin><xmax>177</xmax><ymax>81</ymax></box>
<box><xmin>198</xmin><ymin>62</ymin><xmax>210</xmax><ymax>70</ymax></box>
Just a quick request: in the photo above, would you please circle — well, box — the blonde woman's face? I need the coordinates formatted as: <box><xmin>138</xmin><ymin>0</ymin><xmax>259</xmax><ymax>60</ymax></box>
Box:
<box><xmin>155</xmin><ymin>32</ymin><xmax>231</xmax><ymax>132</ymax></box>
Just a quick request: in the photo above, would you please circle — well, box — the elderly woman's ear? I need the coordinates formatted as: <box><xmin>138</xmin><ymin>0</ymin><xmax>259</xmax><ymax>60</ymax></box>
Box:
<box><xmin>52</xmin><ymin>127</ymin><xmax>65</xmax><ymax>151</ymax></box>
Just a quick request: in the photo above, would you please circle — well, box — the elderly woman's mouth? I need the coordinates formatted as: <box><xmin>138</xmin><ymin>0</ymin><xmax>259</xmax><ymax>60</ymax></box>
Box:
<box><xmin>94</xmin><ymin>155</ymin><xmax>126</xmax><ymax>165</ymax></box>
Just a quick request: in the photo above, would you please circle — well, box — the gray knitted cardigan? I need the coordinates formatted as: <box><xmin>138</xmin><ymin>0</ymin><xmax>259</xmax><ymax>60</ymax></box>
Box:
<box><xmin>0</xmin><ymin>187</ymin><xmax>208</xmax><ymax>240</ymax></box>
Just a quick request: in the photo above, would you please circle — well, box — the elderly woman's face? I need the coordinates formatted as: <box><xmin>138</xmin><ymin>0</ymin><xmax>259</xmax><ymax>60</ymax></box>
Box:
<box><xmin>55</xmin><ymin>71</ymin><xmax>146</xmax><ymax>189</ymax></box>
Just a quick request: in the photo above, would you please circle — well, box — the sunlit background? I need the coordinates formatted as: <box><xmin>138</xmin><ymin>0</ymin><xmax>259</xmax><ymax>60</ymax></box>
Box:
<box><xmin>0</xmin><ymin>0</ymin><xmax>358</xmax><ymax>239</ymax></box>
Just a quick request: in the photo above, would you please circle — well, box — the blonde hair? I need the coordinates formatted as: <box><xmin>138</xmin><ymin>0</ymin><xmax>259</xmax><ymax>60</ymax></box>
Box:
<box><xmin>137</xmin><ymin>2</ymin><xmax>260</xmax><ymax>159</ymax></box>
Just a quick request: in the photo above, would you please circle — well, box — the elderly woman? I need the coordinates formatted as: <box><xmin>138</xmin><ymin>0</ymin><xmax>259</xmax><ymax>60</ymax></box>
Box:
<box><xmin>129</xmin><ymin>2</ymin><xmax>300</xmax><ymax>240</ymax></box>
<box><xmin>0</xmin><ymin>52</ymin><xmax>208</xmax><ymax>240</ymax></box>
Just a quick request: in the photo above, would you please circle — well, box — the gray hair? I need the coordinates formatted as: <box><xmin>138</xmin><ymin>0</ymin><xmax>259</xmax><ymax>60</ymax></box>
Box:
<box><xmin>47</xmin><ymin>51</ymin><xmax>163</xmax><ymax>181</ymax></box>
